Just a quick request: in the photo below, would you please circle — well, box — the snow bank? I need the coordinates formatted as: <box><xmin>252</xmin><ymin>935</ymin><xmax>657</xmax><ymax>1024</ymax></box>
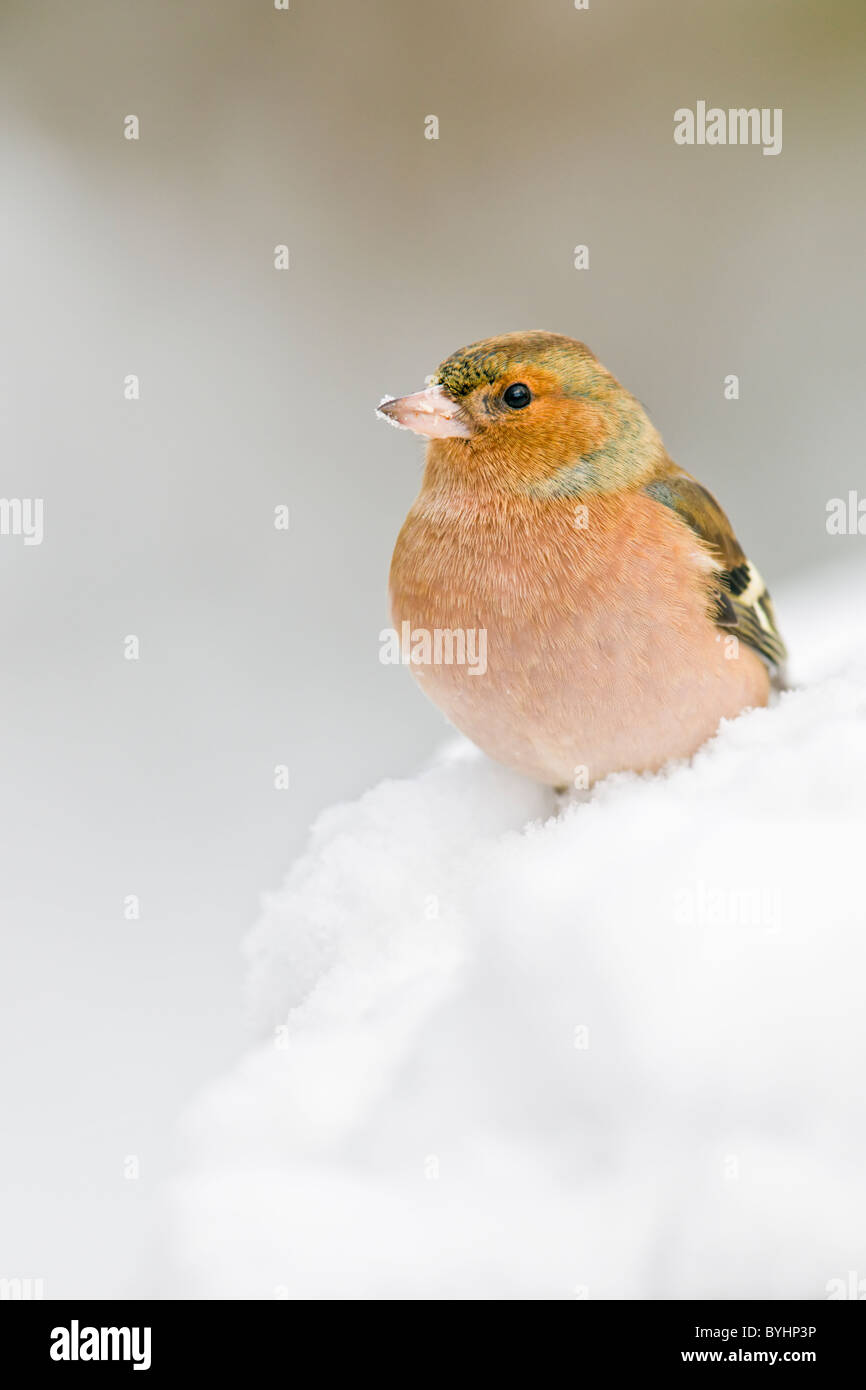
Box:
<box><xmin>168</xmin><ymin>560</ymin><xmax>866</xmax><ymax>1299</ymax></box>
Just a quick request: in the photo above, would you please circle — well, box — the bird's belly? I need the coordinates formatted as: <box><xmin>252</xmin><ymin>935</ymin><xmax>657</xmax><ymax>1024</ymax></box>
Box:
<box><xmin>390</xmin><ymin>500</ymin><xmax>770</xmax><ymax>786</ymax></box>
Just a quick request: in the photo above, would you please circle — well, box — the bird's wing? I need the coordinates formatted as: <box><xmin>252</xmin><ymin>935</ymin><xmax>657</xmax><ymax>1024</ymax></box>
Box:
<box><xmin>643</xmin><ymin>470</ymin><xmax>788</xmax><ymax>678</ymax></box>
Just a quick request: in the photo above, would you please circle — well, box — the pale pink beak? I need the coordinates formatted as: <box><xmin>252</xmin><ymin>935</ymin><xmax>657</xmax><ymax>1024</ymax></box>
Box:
<box><xmin>376</xmin><ymin>384</ymin><xmax>472</xmax><ymax>439</ymax></box>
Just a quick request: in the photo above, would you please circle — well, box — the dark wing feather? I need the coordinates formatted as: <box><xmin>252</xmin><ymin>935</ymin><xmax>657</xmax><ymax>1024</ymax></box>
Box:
<box><xmin>644</xmin><ymin>471</ymin><xmax>788</xmax><ymax>680</ymax></box>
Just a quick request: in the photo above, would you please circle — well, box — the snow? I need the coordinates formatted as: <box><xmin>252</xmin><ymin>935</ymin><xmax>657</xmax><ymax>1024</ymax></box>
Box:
<box><xmin>375</xmin><ymin>395</ymin><xmax>406</xmax><ymax>430</ymax></box>
<box><xmin>167</xmin><ymin>559</ymin><xmax>866</xmax><ymax>1299</ymax></box>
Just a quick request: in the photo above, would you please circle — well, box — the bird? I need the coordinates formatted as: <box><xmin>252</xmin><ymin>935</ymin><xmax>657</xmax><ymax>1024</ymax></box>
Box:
<box><xmin>378</xmin><ymin>331</ymin><xmax>786</xmax><ymax>789</ymax></box>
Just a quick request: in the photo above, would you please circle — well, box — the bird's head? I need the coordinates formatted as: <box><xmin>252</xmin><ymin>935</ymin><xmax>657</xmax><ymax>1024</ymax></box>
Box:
<box><xmin>377</xmin><ymin>331</ymin><xmax>665</xmax><ymax>496</ymax></box>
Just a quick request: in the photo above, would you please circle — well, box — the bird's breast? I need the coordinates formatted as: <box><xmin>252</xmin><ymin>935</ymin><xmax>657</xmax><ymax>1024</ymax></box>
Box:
<box><xmin>388</xmin><ymin>487</ymin><xmax>769</xmax><ymax>785</ymax></box>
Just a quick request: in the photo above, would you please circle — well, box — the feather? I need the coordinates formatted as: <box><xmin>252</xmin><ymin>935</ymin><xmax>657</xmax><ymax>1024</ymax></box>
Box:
<box><xmin>644</xmin><ymin>470</ymin><xmax>788</xmax><ymax>681</ymax></box>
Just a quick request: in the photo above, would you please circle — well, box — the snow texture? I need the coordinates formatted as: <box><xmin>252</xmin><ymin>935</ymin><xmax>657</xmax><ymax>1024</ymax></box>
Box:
<box><xmin>375</xmin><ymin>395</ymin><xmax>406</xmax><ymax>430</ymax></box>
<box><xmin>168</xmin><ymin>560</ymin><xmax>866</xmax><ymax>1299</ymax></box>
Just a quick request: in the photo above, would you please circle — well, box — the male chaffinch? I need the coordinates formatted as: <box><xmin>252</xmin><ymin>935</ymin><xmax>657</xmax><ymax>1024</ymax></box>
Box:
<box><xmin>378</xmin><ymin>331</ymin><xmax>786</xmax><ymax>789</ymax></box>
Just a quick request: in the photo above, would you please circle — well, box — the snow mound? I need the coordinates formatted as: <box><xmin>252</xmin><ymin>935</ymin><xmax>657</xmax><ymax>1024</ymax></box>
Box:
<box><xmin>168</xmin><ymin>562</ymin><xmax>866</xmax><ymax>1299</ymax></box>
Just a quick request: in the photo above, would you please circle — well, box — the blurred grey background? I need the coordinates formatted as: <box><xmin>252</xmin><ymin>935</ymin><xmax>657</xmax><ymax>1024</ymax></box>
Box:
<box><xmin>0</xmin><ymin>0</ymin><xmax>864</xmax><ymax>1296</ymax></box>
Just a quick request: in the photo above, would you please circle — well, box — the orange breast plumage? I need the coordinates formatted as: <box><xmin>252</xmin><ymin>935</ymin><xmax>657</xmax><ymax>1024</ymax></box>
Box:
<box><xmin>389</xmin><ymin>485</ymin><xmax>770</xmax><ymax>788</ymax></box>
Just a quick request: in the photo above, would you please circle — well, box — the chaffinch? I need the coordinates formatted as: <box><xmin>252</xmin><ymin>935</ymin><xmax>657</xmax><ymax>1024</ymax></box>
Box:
<box><xmin>379</xmin><ymin>331</ymin><xmax>786</xmax><ymax>788</ymax></box>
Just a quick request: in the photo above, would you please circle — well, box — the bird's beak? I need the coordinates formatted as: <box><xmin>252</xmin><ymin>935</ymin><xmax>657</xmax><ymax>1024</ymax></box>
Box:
<box><xmin>376</xmin><ymin>384</ymin><xmax>472</xmax><ymax>439</ymax></box>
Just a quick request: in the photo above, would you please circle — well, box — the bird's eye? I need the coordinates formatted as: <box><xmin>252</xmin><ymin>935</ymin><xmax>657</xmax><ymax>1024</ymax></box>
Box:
<box><xmin>502</xmin><ymin>382</ymin><xmax>531</xmax><ymax>410</ymax></box>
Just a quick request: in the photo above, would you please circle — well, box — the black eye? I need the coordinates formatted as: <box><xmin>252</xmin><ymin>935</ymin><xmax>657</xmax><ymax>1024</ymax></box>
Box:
<box><xmin>502</xmin><ymin>382</ymin><xmax>531</xmax><ymax>410</ymax></box>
